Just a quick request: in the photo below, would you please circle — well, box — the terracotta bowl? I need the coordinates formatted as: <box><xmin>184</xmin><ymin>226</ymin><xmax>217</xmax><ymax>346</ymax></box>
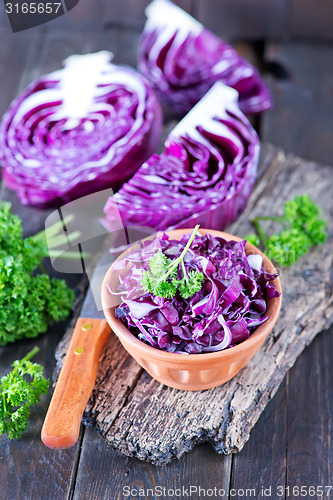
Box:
<box><xmin>101</xmin><ymin>228</ymin><xmax>282</xmax><ymax>391</ymax></box>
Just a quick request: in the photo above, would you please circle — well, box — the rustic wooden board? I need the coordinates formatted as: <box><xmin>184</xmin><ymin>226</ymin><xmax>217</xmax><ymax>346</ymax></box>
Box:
<box><xmin>196</xmin><ymin>0</ymin><xmax>289</xmax><ymax>42</ymax></box>
<box><xmin>262</xmin><ymin>43</ymin><xmax>333</xmax><ymax>166</ymax></box>
<box><xmin>55</xmin><ymin>143</ymin><xmax>333</xmax><ymax>465</ymax></box>
<box><xmin>196</xmin><ymin>0</ymin><xmax>333</xmax><ymax>43</ymax></box>
<box><xmin>71</xmin><ymin>427</ymin><xmax>232</xmax><ymax>499</ymax></box>
<box><xmin>40</xmin><ymin>0</ymin><xmax>193</xmax><ymax>32</ymax></box>
<box><xmin>2</xmin><ymin>0</ymin><xmax>332</xmax><ymax>41</ymax></box>
<box><xmin>285</xmin><ymin>327</ymin><xmax>333</xmax><ymax>488</ymax></box>
<box><xmin>290</xmin><ymin>0</ymin><xmax>333</xmax><ymax>42</ymax></box>
<box><xmin>0</xmin><ymin>29</ymin><xmax>43</xmax><ymax>117</ymax></box>
<box><xmin>231</xmin><ymin>378</ymin><xmax>288</xmax><ymax>494</ymax></box>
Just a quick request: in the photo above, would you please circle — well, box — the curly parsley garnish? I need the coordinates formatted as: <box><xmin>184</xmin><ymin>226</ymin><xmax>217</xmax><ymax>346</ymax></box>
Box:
<box><xmin>0</xmin><ymin>202</ymin><xmax>88</xmax><ymax>345</ymax></box>
<box><xmin>140</xmin><ymin>225</ymin><xmax>204</xmax><ymax>299</ymax></box>
<box><xmin>245</xmin><ymin>194</ymin><xmax>327</xmax><ymax>266</ymax></box>
<box><xmin>0</xmin><ymin>347</ymin><xmax>49</xmax><ymax>439</ymax></box>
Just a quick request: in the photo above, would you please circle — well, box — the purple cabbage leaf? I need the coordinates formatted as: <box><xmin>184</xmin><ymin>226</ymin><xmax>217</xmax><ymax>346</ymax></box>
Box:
<box><xmin>138</xmin><ymin>0</ymin><xmax>272</xmax><ymax>115</ymax></box>
<box><xmin>103</xmin><ymin>82</ymin><xmax>260</xmax><ymax>232</ymax></box>
<box><xmin>0</xmin><ymin>51</ymin><xmax>162</xmax><ymax>207</ymax></box>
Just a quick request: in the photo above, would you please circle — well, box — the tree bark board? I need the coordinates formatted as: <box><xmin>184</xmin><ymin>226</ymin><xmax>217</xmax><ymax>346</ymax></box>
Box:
<box><xmin>211</xmin><ymin>143</ymin><xmax>333</xmax><ymax>455</ymax></box>
<box><xmin>55</xmin><ymin>143</ymin><xmax>333</xmax><ymax>465</ymax></box>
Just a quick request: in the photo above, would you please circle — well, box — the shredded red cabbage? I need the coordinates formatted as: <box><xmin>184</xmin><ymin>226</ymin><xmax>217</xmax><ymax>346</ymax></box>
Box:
<box><xmin>0</xmin><ymin>51</ymin><xmax>162</xmax><ymax>207</ymax></box>
<box><xmin>103</xmin><ymin>82</ymin><xmax>259</xmax><ymax>232</ymax></box>
<box><xmin>112</xmin><ymin>232</ymin><xmax>280</xmax><ymax>354</ymax></box>
<box><xmin>138</xmin><ymin>0</ymin><xmax>272</xmax><ymax>115</ymax></box>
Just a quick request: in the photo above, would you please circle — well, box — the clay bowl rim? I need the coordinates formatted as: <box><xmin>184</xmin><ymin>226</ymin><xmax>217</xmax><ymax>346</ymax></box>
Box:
<box><xmin>101</xmin><ymin>228</ymin><xmax>282</xmax><ymax>365</ymax></box>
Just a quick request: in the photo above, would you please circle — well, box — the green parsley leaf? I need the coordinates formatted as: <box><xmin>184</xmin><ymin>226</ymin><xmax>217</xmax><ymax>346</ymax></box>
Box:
<box><xmin>244</xmin><ymin>233</ymin><xmax>261</xmax><ymax>247</ymax></box>
<box><xmin>178</xmin><ymin>270</ymin><xmax>204</xmax><ymax>299</ymax></box>
<box><xmin>140</xmin><ymin>225</ymin><xmax>204</xmax><ymax>299</ymax></box>
<box><xmin>0</xmin><ymin>203</ymin><xmax>75</xmax><ymax>345</ymax></box>
<box><xmin>247</xmin><ymin>194</ymin><xmax>327</xmax><ymax>266</ymax></box>
<box><xmin>148</xmin><ymin>251</ymin><xmax>169</xmax><ymax>278</ymax></box>
<box><xmin>267</xmin><ymin>229</ymin><xmax>311</xmax><ymax>266</ymax></box>
<box><xmin>0</xmin><ymin>347</ymin><xmax>49</xmax><ymax>439</ymax></box>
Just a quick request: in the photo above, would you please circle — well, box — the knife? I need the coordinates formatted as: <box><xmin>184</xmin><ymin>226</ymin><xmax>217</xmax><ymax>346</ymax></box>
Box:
<box><xmin>41</xmin><ymin>243</ymin><xmax>118</xmax><ymax>449</ymax></box>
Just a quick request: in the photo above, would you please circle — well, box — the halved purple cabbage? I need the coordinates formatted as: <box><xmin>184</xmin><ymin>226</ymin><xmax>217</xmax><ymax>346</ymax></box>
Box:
<box><xmin>138</xmin><ymin>0</ymin><xmax>272</xmax><ymax>115</ymax></box>
<box><xmin>103</xmin><ymin>82</ymin><xmax>259</xmax><ymax>232</ymax></box>
<box><xmin>113</xmin><ymin>232</ymin><xmax>280</xmax><ymax>354</ymax></box>
<box><xmin>0</xmin><ymin>51</ymin><xmax>162</xmax><ymax>207</ymax></box>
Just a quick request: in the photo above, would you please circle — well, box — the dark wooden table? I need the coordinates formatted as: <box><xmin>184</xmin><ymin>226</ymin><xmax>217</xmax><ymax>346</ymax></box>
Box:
<box><xmin>1</xmin><ymin>1</ymin><xmax>332</xmax><ymax>499</ymax></box>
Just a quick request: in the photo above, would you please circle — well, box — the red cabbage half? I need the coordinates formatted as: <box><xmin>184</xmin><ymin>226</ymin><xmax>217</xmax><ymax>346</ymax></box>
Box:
<box><xmin>0</xmin><ymin>51</ymin><xmax>162</xmax><ymax>207</ymax></box>
<box><xmin>138</xmin><ymin>0</ymin><xmax>272</xmax><ymax>115</ymax></box>
<box><xmin>103</xmin><ymin>82</ymin><xmax>260</xmax><ymax>232</ymax></box>
<box><xmin>113</xmin><ymin>231</ymin><xmax>280</xmax><ymax>354</ymax></box>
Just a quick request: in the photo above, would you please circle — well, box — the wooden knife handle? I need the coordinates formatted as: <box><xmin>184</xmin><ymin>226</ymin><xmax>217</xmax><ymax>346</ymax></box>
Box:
<box><xmin>41</xmin><ymin>317</ymin><xmax>110</xmax><ymax>449</ymax></box>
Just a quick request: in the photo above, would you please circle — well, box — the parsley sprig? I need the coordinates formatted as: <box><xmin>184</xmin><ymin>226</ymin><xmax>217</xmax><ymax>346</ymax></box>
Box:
<box><xmin>0</xmin><ymin>347</ymin><xmax>49</xmax><ymax>439</ymax></box>
<box><xmin>245</xmin><ymin>194</ymin><xmax>327</xmax><ymax>266</ymax></box>
<box><xmin>0</xmin><ymin>203</ymin><xmax>89</xmax><ymax>345</ymax></box>
<box><xmin>140</xmin><ymin>225</ymin><xmax>204</xmax><ymax>299</ymax></box>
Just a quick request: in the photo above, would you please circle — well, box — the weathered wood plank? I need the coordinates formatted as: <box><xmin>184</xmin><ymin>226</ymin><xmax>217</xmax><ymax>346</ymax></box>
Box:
<box><xmin>7</xmin><ymin>25</ymin><xmax>151</xmax><ymax>92</ymax></box>
<box><xmin>262</xmin><ymin>43</ymin><xmax>333</xmax><ymax>165</ymax></box>
<box><xmin>106</xmin><ymin>27</ymin><xmax>141</xmax><ymax>69</ymax></box>
<box><xmin>72</xmin><ymin>427</ymin><xmax>232</xmax><ymax>499</ymax></box>
<box><xmin>0</xmin><ymin>4</ymin><xmax>7</xmax><ymax>29</ymax></box>
<box><xmin>3</xmin><ymin>0</ymin><xmax>332</xmax><ymax>42</ymax></box>
<box><xmin>0</xmin><ymin>171</ymin><xmax>87</xmax><ymax>498</ymax></box>
<box><xmin>286</xmin><ymin>326</ymin><xmax>333</xmax><ymax>489</ymax></box>
<box><xmin>196</xmin><ymin>0</ymin><xmax>290</xmax><ymax>42</ymax></box>
<box><xmin>0</xmin><ymin>29</ymin><xmax>43</xmax><ymax>118</ymax></box>
<box><xmin>2</xmin><ymin>0</ymin><xmax>333</xmax><ymax>40</ymax></box>
<box><xmin>27</xmin><ymin>30</ymin><xmax>111</xmax><ymax>78</ymax></box>
<box><xmin>196</xmin><ymin>0</ymin><xmax>333</xmax><ymax>42</ymax></box>
<box><xmin>102</xmin><ymin>0</ymin><xmax>193</xmax><ymax>29</ymax></box>
<box><xmin>230</xmin><ymin>378</ymin><xmax>287</xmax><ymax>496</ymax></box>
<box><xmin>0</xmin><ymin>153</ymin><xmax>89</xmax><ymax>500</ymax></box>
<box><xmin>291</xmin><ymin>0</ymin><xmax>333</xmax><ymax>42</ymax></box>
<box><xmin>0</xmin><ymin>333</ymin><xmax>84</xmax><ymax>500</ymax></box>
<box><xmin>0</xmin><ymin>27</ymin><xmax>109</xmax><ymax>500</ymax></box>
<box><xmin>45</xmin><ymin>0</ymin><xmax>193</xmax><ymax>32</ymax></box>
<box><xmin>56</xmin><ymin>143</ymin><xmax>333</xmax><ymax>465</ymax></box>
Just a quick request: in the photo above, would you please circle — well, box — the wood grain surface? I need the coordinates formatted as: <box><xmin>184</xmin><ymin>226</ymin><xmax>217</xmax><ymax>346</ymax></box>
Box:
<box><xmin>262</xmin><ymin>43</ymin><xmax>333</xmax><ymax>165</ymax></box>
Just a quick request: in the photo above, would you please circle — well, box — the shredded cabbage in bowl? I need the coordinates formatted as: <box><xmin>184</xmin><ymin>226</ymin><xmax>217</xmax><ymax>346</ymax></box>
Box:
<box><xmin>112</xmin><ymin>231</ymin><xmax>280</xmax><ymax>354</ymax></box>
